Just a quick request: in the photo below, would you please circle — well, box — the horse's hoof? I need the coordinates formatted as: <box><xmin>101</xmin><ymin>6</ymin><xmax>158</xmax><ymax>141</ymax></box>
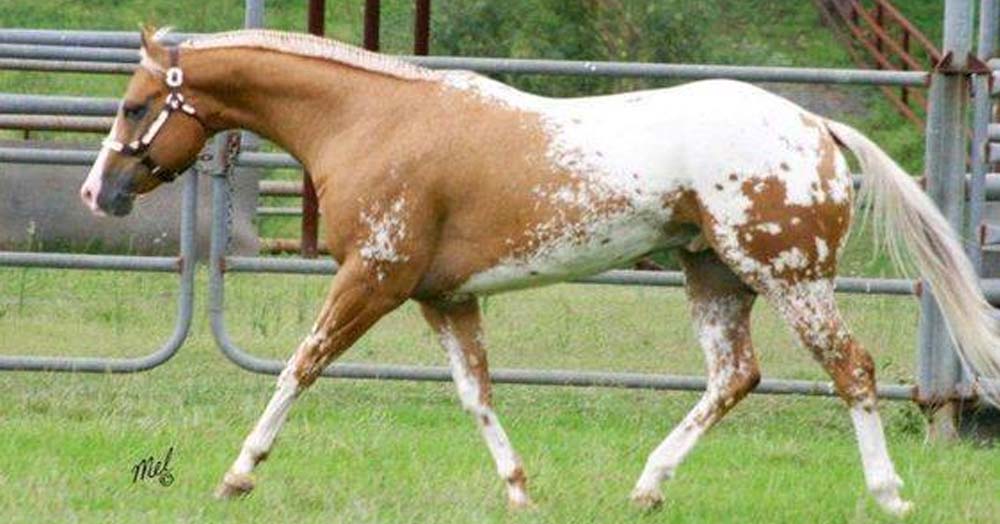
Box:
<box><xmin>630</xmin><ymin>488</ymin><xmax>664</xmax><ymax>511</ymax></box>
<box><xmin>214</xmin><ymin>472</ymin><xmax>255</xmax><ymax>499</ymax></box>
<box><xmin>877</xmin><ymin>497</ymin><xmax>914</xmax><ymax>518</ymax></box>
<box><xmin>508</xmin><ymin>493</ymin><xmax>536</xmax><ymax>511</ymax></box>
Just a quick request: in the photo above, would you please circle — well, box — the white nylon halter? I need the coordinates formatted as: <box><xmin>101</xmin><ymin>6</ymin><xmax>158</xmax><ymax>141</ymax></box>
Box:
<box><xmin>102</xmin><ymin>52</ymin><xmax>202</xmax><ymax>182</ymax></box>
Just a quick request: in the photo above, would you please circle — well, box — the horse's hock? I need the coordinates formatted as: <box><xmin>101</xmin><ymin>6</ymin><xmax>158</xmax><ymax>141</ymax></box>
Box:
<box><xmin>0</xmin><ymin>140</ymin><xmax>260</xmax><ymax>256</ymax></box>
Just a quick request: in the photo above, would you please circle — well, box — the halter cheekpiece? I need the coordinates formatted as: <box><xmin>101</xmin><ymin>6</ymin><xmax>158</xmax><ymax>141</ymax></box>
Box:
<box><xmin>103</xmin><ymin>47</ymin><xmax>205</xmax><ymax>183</ymax></box>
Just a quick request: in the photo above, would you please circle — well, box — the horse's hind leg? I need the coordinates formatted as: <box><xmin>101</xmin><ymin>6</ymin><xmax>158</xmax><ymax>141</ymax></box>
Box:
<box><xmin>215</xmin><ymin>259</ymin><xmax>406</xmax><ymax>498</ymax></box>
<box><xmin>420</xmin><ymin>299</ymin><xmax>532</xmax><ymax>508</ymax></box>
<box><xmin>764</xmin><ymin>279</ymin><xmax>912</xmax><ymax>516</ymax></box>
<box><xmin>631</xmin><ymin>249</ymin><xmax>760</xmax><ymax>508</ymax></box>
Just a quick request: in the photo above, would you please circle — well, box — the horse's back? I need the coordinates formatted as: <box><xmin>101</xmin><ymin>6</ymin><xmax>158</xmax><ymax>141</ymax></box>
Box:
<box><xmin>426</xmin><ymin>78</ymin><xmax>853</xmax><ymax>298</ymax></box>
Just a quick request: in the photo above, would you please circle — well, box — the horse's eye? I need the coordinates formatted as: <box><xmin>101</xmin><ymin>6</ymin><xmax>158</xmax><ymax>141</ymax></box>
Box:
<box><xmin>122</xmin><ymin>103</ymin><xmax>148</xmax><ymax>120</ymax></box>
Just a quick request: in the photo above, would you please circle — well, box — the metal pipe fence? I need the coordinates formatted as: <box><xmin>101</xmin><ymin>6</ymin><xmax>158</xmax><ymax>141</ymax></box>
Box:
<box><xmin>204</xmin><ymin>152</ymin><xmax>917</xmax><ymax>401</ymax></box>
<box><xmin>0</xmin><ymin>29</ymin><xmax>931</xmax><ymax>86</ymax></box>
<box><xmin>917</xmin><ymin>0</ymin><xmax>973</xmax><ymax>431</ymax></box>
<box><xmin>0</xmin><ymin>0</ymin><xmax>996</xmax><ymax>413</ymax></box>
<box><xmin>0</xmin><ymin>169</ymin><xmax>198</xmax><ymax>372</ymax></box>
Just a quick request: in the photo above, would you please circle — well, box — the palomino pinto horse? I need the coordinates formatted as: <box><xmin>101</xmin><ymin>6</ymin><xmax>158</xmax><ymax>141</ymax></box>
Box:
<box><xmin>81</xmin><ymin>28</ymin><xmax>1000</xmax><ymax>516</ymax></box>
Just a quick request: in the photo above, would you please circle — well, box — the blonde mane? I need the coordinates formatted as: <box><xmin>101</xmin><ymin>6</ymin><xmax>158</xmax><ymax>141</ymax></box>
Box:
<box><xmin>178</xmin><ymin>29</ymin><xmax>440</xmax><ymax>81</ymax></box>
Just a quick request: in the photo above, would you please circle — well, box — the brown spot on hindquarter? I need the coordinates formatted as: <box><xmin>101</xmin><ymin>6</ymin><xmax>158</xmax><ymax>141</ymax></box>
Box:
<box><xmin>733</xmin><ymin>176</ymin><xmax>849</xmax><ymax>279</ymax></box>
<box><xmin>712</xmin><ymin>131</ymin><xmax>850</xmax><ymax>281</ymax></box>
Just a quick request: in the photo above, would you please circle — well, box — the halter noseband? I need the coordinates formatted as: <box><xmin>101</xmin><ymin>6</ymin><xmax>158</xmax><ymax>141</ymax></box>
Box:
<box><xmin>103</xmin><ymin>47</ymin><xmax>206</xmax><ymax>183</ymax></box>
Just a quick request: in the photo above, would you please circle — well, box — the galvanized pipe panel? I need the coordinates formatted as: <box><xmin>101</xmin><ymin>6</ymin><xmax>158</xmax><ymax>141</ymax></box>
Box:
<box><xmin>970</xmin><ymin>0</ymin><xmax>999</xmax><ymax>270</ymax></box>
<box><xmin>0</xmin><ymin>114</ymin><xmax>112</xmax><ymax>132</ymax></box>
<box><xmin>0</xmin><ymin>147</ymin><xmax>97</xmax><ymax>165</ymax></box>
<box><xmin>0</xmin><ymin>29</ymin><xmax>929</xmax><ymax>87</ymax></box>
<box><xmin>222</xmin><ymin>255</ymin><xmax>925</xmax><ymax>296</ymax></box>
<box><xmin>0</xmin><ymin>93</ymin><xmax>117</xmax><ymax>116</ymax></box>
<box><xmin>234</xmin><ymin>151</ymin><xmax>300</xmax><ymax>169</ymax></box>
<box><xmin>0</xmin><ymin>43</ymin><xmax>139</xmax><ymax>63</ymax></box>
<box><xmin>0</xmin><ymin>28</ymin><xmax>192</xmax><ymax>48</ymax></box>
<box><xmin>0</xmin><ymin>170</ymin><xmax>198</xmax><ymax>372</ymax></box>
<box><xmin>207</xmin><ymin>172</ymin><xmax>917</xmax><ymax>401</ymax></box>
<box><xmin>918</xmin><ymin>0</ymin><xmax>971</xmax><ymax>410</ymax></box>
<box><xmin>0</xmin><ymin>252</ymin><xmax>179</xmax><ymax>272</ymax></box>
<box><xmin>409</xmin><ymin>56</ymin><xmax>929</xmax><ymax>86</ymax></box>
<box><xmin>0</xmin><ymin>58</ymin><xmax>134</xmax><ymax>74</ymax></box>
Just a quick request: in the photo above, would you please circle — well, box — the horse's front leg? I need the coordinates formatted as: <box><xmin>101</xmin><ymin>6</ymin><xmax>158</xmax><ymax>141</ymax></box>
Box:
<box><xmin>215</xmin><ymin>257</ymin><xmax>409</xmax><ymax>498</ymax></box>
<box><xmin>420</xmin><ymin>299</ymin><xmax>533</xmax><ymax>509</ymax></box>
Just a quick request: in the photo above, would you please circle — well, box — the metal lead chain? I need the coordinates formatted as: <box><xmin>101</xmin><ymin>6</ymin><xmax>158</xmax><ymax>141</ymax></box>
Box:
<box><xmin>222</xmin><ymin>132</ymin><xmax>242</xmax><ymax>255</ymax></box>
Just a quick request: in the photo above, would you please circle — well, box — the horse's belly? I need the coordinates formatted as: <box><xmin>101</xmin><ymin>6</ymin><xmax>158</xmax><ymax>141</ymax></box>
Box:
<box><xmin>454</xmin><ymin>214</ymin><xmax>687</xmax><ymax>296</ymax></box>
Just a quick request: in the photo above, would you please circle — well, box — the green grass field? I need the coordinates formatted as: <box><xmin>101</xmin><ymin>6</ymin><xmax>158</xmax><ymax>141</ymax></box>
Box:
<box><xmin>2</xmin><ymin>269</ymin><xmax>999</xmax><ymax>523</ymax></box>
<box><xmin>3</xmin><ymin>1</ymin><xmax>996</xmax><ymax>523</ymax></box>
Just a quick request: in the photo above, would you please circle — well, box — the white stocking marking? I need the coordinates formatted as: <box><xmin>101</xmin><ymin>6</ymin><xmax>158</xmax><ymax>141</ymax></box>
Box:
<box><xmin>440</xmin><ymin>328</ymin><xmax>528</xmax><ymax>505</ymax></box>
<box><xmin>230</xmin><ymin>367</ymin><xmax>301</xmax><ymax>476</ymax></box>
<box><xmin>849</xmin><ymin>404</ymin><xmax>912</xmax><ymax>516</ymax></box>
<box><xmin>633</xmin><ymin>297</ymin><xmax>752</xmax><ymax>500</ymax></box>
<box><xmin>632</xmin><ymin>397</ymin><xmax>714</xmax><ymax>496</ymax></box>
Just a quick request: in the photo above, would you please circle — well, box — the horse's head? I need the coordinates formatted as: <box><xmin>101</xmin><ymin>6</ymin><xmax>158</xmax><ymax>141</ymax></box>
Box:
<box><xmin>80</xmin><ymin>26</ymin><xmax>210</xmax><ymax>216</ymax></box>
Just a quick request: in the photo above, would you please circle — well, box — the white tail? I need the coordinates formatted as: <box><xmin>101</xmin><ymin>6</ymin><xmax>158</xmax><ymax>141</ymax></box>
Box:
<box><xmin>825</xmin><ymin>120</ymin><xmax>1000</xmax><ymax>406</ymax></box>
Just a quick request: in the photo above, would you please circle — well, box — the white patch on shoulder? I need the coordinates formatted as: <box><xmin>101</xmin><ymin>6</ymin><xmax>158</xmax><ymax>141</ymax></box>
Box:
<box><xmin>358</xmin><ymin>195</ymin><xmax>409</xmax><ymax>281</ymax></box>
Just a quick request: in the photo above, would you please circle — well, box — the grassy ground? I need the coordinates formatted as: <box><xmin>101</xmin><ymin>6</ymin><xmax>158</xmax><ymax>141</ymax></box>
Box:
<box><xmin>3</xmin><ymin>2</ymin><xmax>991</xmax><ymax>523</ymax></box>
<box><xmin>2</xmin><ymin>269</ymin><xmax>999</xmax><ymax>523</ymax></box>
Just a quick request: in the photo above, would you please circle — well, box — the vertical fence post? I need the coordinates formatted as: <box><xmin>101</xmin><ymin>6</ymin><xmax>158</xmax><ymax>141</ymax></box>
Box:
<box><xmin>971</xmin><ymin>0</ymin><xmax>999</xmax><ymax>272</ymax></box>
<box><xmin>901</xmin><ymin>30</ymin><xmax>911</xmax><ymax>104</ymax></box>
<box><xmin>918</xmin><ymin>0</ymin><xmax>974</xmax><ymax>441</ymax></box>
<box><xmin>874</xmin><ymin>2</ymin><xmax>885</xmax><ymax>60</ymax></box>
<box><xmin>300</xmin><ymin>0</ymin><xmax>325</xmax><ymax>259</ymax></box>
<box><xmin>966</xmin><ymin>0</ymin><xmax>1000</xmax><ymax>399</ymax></box>
<box><xmin>244</xmin><ymin>0</ymin><xmax>264</xmax><ymax>30</ymax></box>
<box><xmin>414</xmin><ymin>0</ymin><xmax>430</xmax><ymax>55</ymax></box>
<box><xmin>364</xmin><ymin>0</ymin><xmax>381</xmax><ymax>51</ymax></box>
<box><xmin>242</xmin><ymin>0</ymin><xmax>263</xmax><ymax>165</ymax></box>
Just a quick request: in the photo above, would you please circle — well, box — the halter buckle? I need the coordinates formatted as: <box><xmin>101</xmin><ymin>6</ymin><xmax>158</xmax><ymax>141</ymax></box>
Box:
<box><xmin>165</xmin><ymin>67</ymin><xmax>184</xmax><ymax>88</ymax></box>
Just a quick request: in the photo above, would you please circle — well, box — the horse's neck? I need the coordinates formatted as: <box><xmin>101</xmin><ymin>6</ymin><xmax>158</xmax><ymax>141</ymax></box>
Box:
<box><xmin>189</xmin><ymin>48</ymin><xmax>421</xmax><ymax>171</ymax></box>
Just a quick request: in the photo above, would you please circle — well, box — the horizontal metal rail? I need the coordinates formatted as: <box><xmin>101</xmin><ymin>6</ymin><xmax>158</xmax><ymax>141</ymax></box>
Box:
<box><xmin>0</xmin><ymin>114</ymin><xmax>112</xmax><ymax>132</ymax></box>
<box><xmin>0</xmin><ymin>28</ymin><xmax>193</xmax><ymax>48</ymax></box>
<box><xmin>0</xmin><ymin>58</ymin><xmax>133</xmax><ymax>74</ymax></box>
<box><xmin>0</xmin><ymin>147</ymin><xmax>96</xmax><ymax>164</ymax></box>
<box><xmin>223</xmin><ymin>255</ymin><xmax>925</xmax><ymax>295</ymax></box>
<box><xmin>236</xmin><ymin>151</ymin><xmax>301</xmax><ymax>169</ymax></box>
<box><xmin>0</xmin><ymin>252</ymin><xmax>180</xmax><ymax>272</ymax></box>
<box><xmin>0</xmin><ymin>43</ymin><xmax>136</xmax><ymax>63</ymax></box>
<box><xmin>14</xmin><ymin>142</ymin><xmax>1000</xmax><ymax>208</ymax></box>
<box><xmin>411</xmin><ymin>56</ymin><xmax>929</xmax><ymax>86</ymax></box>
<box><xmin>0</xmin><ymin>170</ymin><xmax>198</xmax><ymax>373</ymax></box>
<box><xmin>259</xmin><ymin>180</ymin><xmax>303</xmax><ymax>196</ymax></box>
<box><xmin>0</xmin><ymin>30</ymin><xmax>929</xmax><ymax>86</ymax></box>
<box><xmin>222</xmin><ymin>359</ymin><xmax>919</xmax><ymax>400</ymax></box>
<box><xmin>257</xmin><ymin>206</ymin><xmax>303</xmax><ymax>217</ymax></box>
<box><xmin>0</xmin><ymin>93</ymin><xmax>117</xmax><ymax>115</ymax></box>
<box><xmin>207</xmin><ymin>170</ymin><xmax>918</xmax><ymax>400</ymax></box>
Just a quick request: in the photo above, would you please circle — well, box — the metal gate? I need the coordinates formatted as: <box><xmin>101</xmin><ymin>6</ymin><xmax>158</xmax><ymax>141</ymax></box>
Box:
<box><xmin>1</xmin><ymin>0</ymin><xmax>997</xmax><ymax>420</ymax></box>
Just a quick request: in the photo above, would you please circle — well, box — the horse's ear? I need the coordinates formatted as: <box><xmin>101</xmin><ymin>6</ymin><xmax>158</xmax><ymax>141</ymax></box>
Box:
<box><xmin>138</xmin><ymin>24</ymin><xmax>168</xmax><ymax>68</ymax></box>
